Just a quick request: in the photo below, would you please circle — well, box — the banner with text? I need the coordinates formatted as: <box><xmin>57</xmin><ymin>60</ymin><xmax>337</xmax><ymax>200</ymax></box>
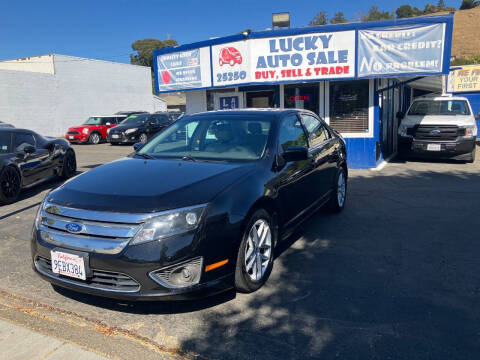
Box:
<box><xmin>452</xmin><ymin>65</ymin><xmax>480</xmax><ymax>92</ymax></box>
<box><xmin>357</xmin><ymin>23</ymin><xmax>445</xmax><ymax>77</ymax></box>
<box><xmin>156</xmin><ymin>47</ymin><xmax>211</xmax><ymax>91</ymax></box>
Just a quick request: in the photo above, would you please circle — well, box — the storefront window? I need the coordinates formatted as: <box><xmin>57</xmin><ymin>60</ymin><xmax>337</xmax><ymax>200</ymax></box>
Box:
<box><xmin>284</xmin><ymin>84</ymin><xmax>319</xmax><ymax>115</ymax></box>
<box><xmin>329</xmin><ymin>80</ymin><xmax>369</xmax><ymax>133</ymax></box>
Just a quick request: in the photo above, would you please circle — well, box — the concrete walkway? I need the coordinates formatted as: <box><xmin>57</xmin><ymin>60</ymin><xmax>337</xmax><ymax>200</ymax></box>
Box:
<box><xmin>0</xmin><ymin>318</ymin><xmax>109</xmax><ymax>360</ymax></box>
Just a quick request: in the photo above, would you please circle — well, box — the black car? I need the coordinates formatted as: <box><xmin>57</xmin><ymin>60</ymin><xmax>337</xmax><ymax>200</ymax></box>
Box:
<box><xmin>107</xmin><ymin>113</ymin><xmax>173</xmax><ymax>144</ymax></box>
<box><xmin>32</xmin><ymin>109</ymin><xmax>347</xmax><ymax>300</ymax></box>
<box><xmin>0</xmin><ymin>128</ymin><xmax>76</xmax><ymax>204</ymax></box>
<box><xmin>115</xmin><ymin>111</ymin><xmax>149</xmax><ymax>117</ymax></box>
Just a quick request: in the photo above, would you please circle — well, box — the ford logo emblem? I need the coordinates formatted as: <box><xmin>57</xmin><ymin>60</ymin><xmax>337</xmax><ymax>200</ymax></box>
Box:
<box><xmin>65</xmin><ymin>222</ymin><xmax>84</xmax><ymax>234</ymax></box>
<box><xmin>430</xmin><ymin>129</ymin><xmax>441</xmax><ymax>135</ymax></box>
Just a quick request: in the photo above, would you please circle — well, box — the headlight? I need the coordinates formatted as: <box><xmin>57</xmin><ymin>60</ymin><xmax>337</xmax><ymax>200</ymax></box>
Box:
<box><xmin>125</xmin><ymin>128</ymin><xmax>138</xmax><ymax>135</ymax></box>
<box><xmin>460</xmin><ymin>125</ymin><xmax>477</xmax><ymax>137</ymax></box>
<box><xmin>107</xmin><ymin>128</ymin><xmax>111</xmax><ymax>135</ymax></box>
<box><xmin>34</xmin><ymin>201</ymin><xmax>45</xmax><ymax>230</ymax></box>
<box><xmin>131</xmin><ymin>204</ymin><xmax>207</xmax><ymax>245</ymax></box>
<box><xmin>398</xmin><ymin>124</ymin><xmax>411</xmax><ymax>137</ymax></box>
<box><xmin>82</xmin><ymin>128</ymin><xmax>89</xmax><ymax>134</ymax></box>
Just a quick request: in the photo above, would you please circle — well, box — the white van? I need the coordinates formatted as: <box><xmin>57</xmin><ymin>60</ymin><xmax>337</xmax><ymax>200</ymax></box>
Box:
<box><xmin>397</xmin><ymin>95</ymin><xmax>477</xmax><ymax>162</ymax></box>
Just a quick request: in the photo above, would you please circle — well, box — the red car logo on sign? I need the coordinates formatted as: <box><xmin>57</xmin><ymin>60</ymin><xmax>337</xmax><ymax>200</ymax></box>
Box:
<box><xmin>219</xmin><ymin>47</ymin><xmax>242</xmax><ymax>66</ymax></box>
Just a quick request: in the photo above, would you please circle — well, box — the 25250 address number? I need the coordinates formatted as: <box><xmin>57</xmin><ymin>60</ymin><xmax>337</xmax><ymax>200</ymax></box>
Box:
<box><xmin>216</xmin><ymin>71</ymin><xmax>247</xmax><ymax>83</ymax></box>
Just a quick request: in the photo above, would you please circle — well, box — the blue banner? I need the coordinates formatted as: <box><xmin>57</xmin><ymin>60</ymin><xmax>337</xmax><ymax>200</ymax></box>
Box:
<box><xmin>357</xmin><ymin>23</ymin><xmax>445</xmax><ymax>77</ymax></box>
<box><xmin>157</xmin><ymin>49</ymin><xmax>203</xmax><ymax>91</ymax></box>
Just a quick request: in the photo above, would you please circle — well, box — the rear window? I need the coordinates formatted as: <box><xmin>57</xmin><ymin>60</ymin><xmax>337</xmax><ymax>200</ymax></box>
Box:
<box><xmin>408</xmin><ymin>100</ymin><xmax>471</xmax><ymax>116</ymax></box>
<box><xmin>0</xmin><ymin>132</ymin><xmax>12</xmax><ymax>153</ymax></box>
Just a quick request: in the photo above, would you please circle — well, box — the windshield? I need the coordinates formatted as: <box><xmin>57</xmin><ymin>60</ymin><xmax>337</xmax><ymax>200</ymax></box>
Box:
<box><xmin>120</xmin><ymin>114</ymin><xmax>149</xmax><ymax>125</ymax></box>
<box><xmin>138</xmin><ymin>115</ymin><xmax>271</xmax><ymax>161</ymax></box>
<box><xmin>408</xmin><ymin>100</ymin><xmax>471</xmax><ymax>116</ymax></box>
<box><xmin>168</xmin><ymin>113</ymin><xmax>184</xmax><ymax>121</ymax></box>
<box><xmin>83</xmin><ymin>117</ymin><xmax>106</xmax><ymax>125</ymax></box>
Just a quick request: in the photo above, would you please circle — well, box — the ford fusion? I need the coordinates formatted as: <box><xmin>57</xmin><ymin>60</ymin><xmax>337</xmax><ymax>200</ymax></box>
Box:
<box><xmin>32</xmin><ymin>109</ymin><xmax>348</xmax><ymax>300</ymax></box>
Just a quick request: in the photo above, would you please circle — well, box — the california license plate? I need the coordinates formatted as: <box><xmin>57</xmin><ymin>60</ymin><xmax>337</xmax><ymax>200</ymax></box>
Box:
<box><xmin>427</xmin><ymin>144</ymin><xmax>441</xmax><ymax>151</ymax></box>
<box><xmin>112</xmin><ymin>134</ymin><xmax>119</xmax><ymax>139</ymax></box>
<box><xmin>69</xmin><ymin>136</ymin><xmax>74</xmax><ymax>139</ymax></box>
<box><xmin>51</xmin><ymin>251</ymin><xmax>86</xmax><ymax>280</ymax></box>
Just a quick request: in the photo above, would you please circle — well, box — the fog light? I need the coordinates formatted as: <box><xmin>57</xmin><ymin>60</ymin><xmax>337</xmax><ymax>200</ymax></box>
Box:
<box><xmin>149</xmin><ymin>257</ymin><xmax>203</xmax><ymax>289</ymax></box>
<box><xmin>185</xmin><ymin>212</ymin><xmax>197</xmax><ymax>225</ymax></box>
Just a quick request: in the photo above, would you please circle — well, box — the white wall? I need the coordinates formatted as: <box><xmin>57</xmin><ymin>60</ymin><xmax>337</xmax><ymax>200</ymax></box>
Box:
<box><xmin>0</xmin><ymin>54</ymin><xmax>154</xmax><ymax>137</ymax></box>
<box><xmin>186</xmin><ymin>90</ymin><xmax>207</xmax><ymax>114</ymax></box>
<box><xmin>0</xmin><ymin>54</ymin><xmax>55</xmax><ymax>74</ymax></box>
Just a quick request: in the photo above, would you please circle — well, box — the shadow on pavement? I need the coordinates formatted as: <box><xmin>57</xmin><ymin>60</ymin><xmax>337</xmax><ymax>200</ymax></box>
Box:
<box><xmin>51</xmin><ymin>166</ymin><xmax>480</xmax><ymax>359</ymax></box>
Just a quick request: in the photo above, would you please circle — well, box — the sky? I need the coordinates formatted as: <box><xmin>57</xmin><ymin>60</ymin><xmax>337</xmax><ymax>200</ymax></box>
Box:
<box><xmin>0</xmin><ymin>0</ymin><xmax>460</xmax><ymax>64</ymax></box>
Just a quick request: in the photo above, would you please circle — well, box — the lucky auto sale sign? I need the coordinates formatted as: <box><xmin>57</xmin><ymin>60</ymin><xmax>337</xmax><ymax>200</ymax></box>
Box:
<box><xmin>211</xmin><ymin>31</ymin><xmax>355</xmax><ymax>87</ymax></box>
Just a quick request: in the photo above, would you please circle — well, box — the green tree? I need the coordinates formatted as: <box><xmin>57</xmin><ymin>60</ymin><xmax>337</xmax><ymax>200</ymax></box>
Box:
<box><xmin>437</xmin><ymin>0</ymin><xmax>446</xmax><ymax>9</ymax></box>
<box><xmin>309</xmin><ymin>11</ymin><xmax>328</xmax><ymax>26</ymax></box>
<box><xmin>330</xmin><ymin>11</ymin><xmax>349</xmax><ymax>24</ymax></box>
<box><xmin>362</xmin><ymin>6</ymin><xmax>394</xmax><ymax>22</ymax></box>
<box><xmin>396</xmin><ymin>5</ymin><xmax>422</xmax><ymax>18</ymax></box>
<box><xmin>130</xmin><ymin>38</ymin><xmax>178</xmax><ymax>70</ymax></box>
<box><xmin>460</xmin><ymin>0</ymin><xmax>475</xmax><ymax>9</ymax></box>
<box><xmin>423</xmin><ymin>3</ymin><xmax>438</xmax><ymax>14</ymax></box>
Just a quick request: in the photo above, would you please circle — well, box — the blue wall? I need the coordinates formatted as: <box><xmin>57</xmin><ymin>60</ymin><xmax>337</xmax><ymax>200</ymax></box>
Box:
<box><xmin>345</xmin><ymin>138</ymin><xmax>378</xmax><ymax>169</ymax></box>
<box><xmin>459</xmin><ymin>93</ymin><xmax>480</xmax><ymax>138</ymax></box>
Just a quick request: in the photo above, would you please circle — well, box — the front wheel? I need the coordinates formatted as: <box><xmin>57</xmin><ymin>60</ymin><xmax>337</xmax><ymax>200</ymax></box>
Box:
<box><xmin>466</xmin><ymin>148</ymin><xmax>476</xmax><ymax>163</ymax></box>
<box><xmin>61</xmin><ymin>150</ymin><xmax>76</xmax><ymax>179</ymax></box>
<box><xmin>328</xmin><ymin>167</ymin><xmax>347</xmax><ymax>213</ymax></box>
<box><xmin>235</xmin><ymin>209</ymin><xmax>275</xmax><ymax>293</ymax></box>
<box><xmin>0</xmin><ymin>166</ymin><xmax>21</xmax><ymax>204</ymax></box>
<box><xmin>88</xmin><ymin>133</ymin><xmax>101</xmax><ymax>145</ymax></box>
<box><xmin>139</xmin><ymin>133</ymin><xmax>148</xmax><ymax>143</ymax></box>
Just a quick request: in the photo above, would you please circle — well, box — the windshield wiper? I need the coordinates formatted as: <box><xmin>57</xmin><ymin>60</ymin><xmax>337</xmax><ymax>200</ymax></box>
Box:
<box><xmin>181</xmin><ymin>155</ymin><xmax>196</xmax><ymax>162</ymax></box>
<box><xmin>135</xmin><ymin>153</ymin><xmax>155</xmax><ymax>160</ymax></box>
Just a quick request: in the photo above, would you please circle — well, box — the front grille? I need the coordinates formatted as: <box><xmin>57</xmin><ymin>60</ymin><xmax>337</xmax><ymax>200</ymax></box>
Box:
<box><xmin>413</xmin><ymin>125</ymin><xmax>459</xmax><ymax>141</ymax></box>
<box><xmin>67</xmin><ymin>131</ymin><xmax>80</xmax><ymax>135</ymax></box>
<box><xmin>35</xmin><ymin>256</ymin><xmax>140</xmax><ymax>292</ymax></box>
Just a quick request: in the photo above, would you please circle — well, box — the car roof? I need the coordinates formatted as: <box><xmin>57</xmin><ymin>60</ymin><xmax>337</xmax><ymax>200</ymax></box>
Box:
<box><xmin>191</xmin><ymin>108</ymin><xmax>309</xmax><ymax>118</ymax></box>
<box><xmin>413</xmin><ymin>94</ymin><xmax>469</xmax><ymax>101</ymax></box>
<box><xmin>0</xmin><ymin>127</ymin><xmax>35</xmax><ymax>134</ymax></box>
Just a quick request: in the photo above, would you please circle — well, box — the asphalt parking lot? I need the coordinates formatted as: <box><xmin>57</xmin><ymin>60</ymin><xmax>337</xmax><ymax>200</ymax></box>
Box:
<box><xmin>0</xmin><ymin>143</ymin><xmax>479</xmax><ymax>359</ymax></box>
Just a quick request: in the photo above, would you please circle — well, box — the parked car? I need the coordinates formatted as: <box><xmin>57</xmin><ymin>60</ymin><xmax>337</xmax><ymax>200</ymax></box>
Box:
<box><xmin>0</xmin><ymin>128</ymin><xmax>76</xmax><ymax>204</ymax></box>
<box><xmin>398</xmin><ymin>95</ymin><xmax>477</xmax><ymax>162</ymax></box>
<box><xmin>65</xmin><ymin>115</ymin><xmax>127</xmax><ymax>144</ymax></box>
<box><xmin>219</xmin><ymin>47</ymin><xmax>242</xmax><ymax>66</ymax></box>
<box><xmin>115</xmin><ymin>111</ymin><xmax>149</xmax><ymax>117</ymax></box>
<box><xmin>32</xmin><ymin>109</ymin><xmax>347</xmax><ymax>300</ymax></box>
<box><xmin>107</xmin><ymin>113</ymin><xmax>172</xmax><ymax>144</ymax></box>
<box><xmin>167</xmin><ymin>112</ymin><xmax>184</xmax><ymax>122</ymax></box>
<box><xmin>0</xmin><ymin>121</ymin><xmax>14</xmax><ymax>128</ymax></box>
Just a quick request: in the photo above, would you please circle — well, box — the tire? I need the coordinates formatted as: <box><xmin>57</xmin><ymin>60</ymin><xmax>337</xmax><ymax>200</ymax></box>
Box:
<box><xmin>61</xmin><ymin>150</ymin><xmax>77</xmax><ymax>179</ymax></box>
<box><xmin>88</xmin><ymin>132</ymin><xmax>101</xmax><ymax>145</ymax></box>
<box><xmin>235</xmin><ymin>209</ymin><xmax>276</xmax><ymax>293</ymax></box>
<box><xmin>139</xmin><ymin>133</ymin><xmax>148</xmax><ymax>143</ymax></box>
<box><xmin>466</xmin><ymin>148</ymin><xmax>476</xmax><ymax>163</ymax></box>
<box><xmin>328</xmin><ymin>167</ymin><xmax>347</xmax><ymax>213</ymax></box>
<box><xmin>229</xmin><ymin>60</ymin><xmax>235</xmax><ymax>66</ymax></box>
<box><xmin>0</xmin><ymin>166</ymin><xmax>21</xmax><ymax>204</ymax></box>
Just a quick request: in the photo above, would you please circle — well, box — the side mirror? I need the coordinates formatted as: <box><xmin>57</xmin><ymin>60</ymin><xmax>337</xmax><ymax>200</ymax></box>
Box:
<box><xmin>282</xmin><ymin>146</ymin><xmax>308</xmax><ymax>162</ymax></box>
<box><xmin>24</xmin><ymin>145</ymin><xmax>36</xmax><ymax>154</ymax></box>
<box><xmin>396</xmin><ymin>111</ymin><xmax>404</xmax><ymax>120</ymax></box>
<box><xmin>133</xmin><ymin>142</ymin><xmax>144</xmax><ymax>151</ymax></box>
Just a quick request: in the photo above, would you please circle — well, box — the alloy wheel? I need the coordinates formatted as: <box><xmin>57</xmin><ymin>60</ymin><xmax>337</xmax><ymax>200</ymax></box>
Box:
<box><xmin>337</xmin><ymin>171</ymin><xmax>346</xmax><ymax>207</ymax></box>
<box><xmin>244</xmin><ymin>219</ymin><xmax>272</xmax><ymax>281</ymax></box>
<box><xmin>90</xmin><ymin>133</ymin><xmax>100</xmax><ymax>144</ymax></box>
<box><xmin>139</xmin><ymin>133</ymin><xmax>148</xmax><ymax>143</ymax></box>
<box><xmin>1</xmin><ymin>167</ymin><xmax>20</xmax><ymax>199</ymax></box>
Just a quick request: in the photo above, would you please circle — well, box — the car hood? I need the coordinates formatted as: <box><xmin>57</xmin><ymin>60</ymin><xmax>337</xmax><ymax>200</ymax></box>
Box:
<box><xmin>403</xmin><ymin>115</ymin><xmax>475</xmax><ymax>127</ymax></box>
<box><xmin>68</xmin><ymin>125</ymin><xmax>100</xmax><ymax>131</ymax></box>
<box><xmin>47</xmin><ymin>157</ymin><xmax>256</xmax><ymax>213</ymax></box>
<box><xmin>111</xmin><ymin>123</ymin><xmax>141</xmax><ymax>132</ymax></box>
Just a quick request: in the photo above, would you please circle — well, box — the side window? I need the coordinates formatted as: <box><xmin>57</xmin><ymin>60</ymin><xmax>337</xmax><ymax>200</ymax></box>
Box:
<box><xmin>0</xmin><ymin>133</ymin><xmax>12</xmax><ymax>153</ymax></box>
<box><xmin>157</xmin><ymin>115</ymin><xmax>170</xmax><ymax>125</ymax></box>
<box><xmin>14</xmin><ymin>133</ymin><xmax>35</xmax><ymax>152</ymax></box>
<box><xmin>278</xmin><ymin>115</ymin><xmax>308</xmax><ymax>152</ymax></box>
<box><xmin>301</xmin><ymin>114</ymin><xmax>330</xmax><ymax>148</ymax></box>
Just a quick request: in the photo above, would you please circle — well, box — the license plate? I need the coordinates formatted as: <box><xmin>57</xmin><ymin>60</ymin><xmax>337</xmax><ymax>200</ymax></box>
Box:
<box><xmin>69</xmin><ymin>136</ymin><xmax>74</xmax><ymax>139</ymax></box>
<box><xmin>112</xmin><ymin>134</ymin><xmax>120</xmax><ymax>138</ymax></box>
<box><xmin>51</xmin><ymin>250</ymin><xmax>86</xmax><ymax>280</ymax></box>
<box><xmin>427</xmin><ymin>144</ymin><xmax>441</xmax><ymax>151</ymax></box>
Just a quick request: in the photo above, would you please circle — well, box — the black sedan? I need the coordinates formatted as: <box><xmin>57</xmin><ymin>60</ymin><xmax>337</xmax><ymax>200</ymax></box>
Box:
<box><xmin>0</xmin><ymin>128</ymin><xmax>76</xmax><ymax>204</ymax></box>
<box><xmin>107</xmin><ymin>113</ymin><xmax>172</xmax><ymax>144</ymax></box>
<box><xmin>32</xmin><ymin>109</ymin><xmax>347</xmax><ymax>300</ymax></box>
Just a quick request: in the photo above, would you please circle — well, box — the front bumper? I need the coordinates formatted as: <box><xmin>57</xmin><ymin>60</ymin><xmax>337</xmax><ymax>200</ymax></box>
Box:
<box><xmin>65</xmin><ymin>134</ymin><xmax>89</xmax><ymax>143</ymax></box>
<box><xmin>107</xmin><ymin>132</ymin><xmax>140</xmax><ymax>144</ymax></box>
<box><xmin>398</xmin><ymin>136</ymin><xmax>476</xmax><ymax>160</ymax></box>
<box><xmin>31</xmin><ymin>229</ymin><xmax>235</xmax><ymax>301</ymax></box>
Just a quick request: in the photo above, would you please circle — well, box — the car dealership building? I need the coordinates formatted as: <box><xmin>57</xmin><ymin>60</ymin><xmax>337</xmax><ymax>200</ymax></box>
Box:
<box><xmin>154</xmin><ymin>15</ymin><xmax>453</xmax><ymax>168</ymax></box>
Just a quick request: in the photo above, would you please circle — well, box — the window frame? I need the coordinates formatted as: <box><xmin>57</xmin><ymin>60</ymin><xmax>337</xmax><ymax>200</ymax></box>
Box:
<box><xmin>277</xmin><ymin>112</ymin><xmax>310</xmax><ymax>153</ymax></box>
<box><xmin>14</xmin><ymin>132</ymin><xmax>36</xmax><ymax>153</ymax></box>
<box><xmin>299</xmin><ymin>112</ymin><xmax>331</xmax><ymax>150</ymax></box>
